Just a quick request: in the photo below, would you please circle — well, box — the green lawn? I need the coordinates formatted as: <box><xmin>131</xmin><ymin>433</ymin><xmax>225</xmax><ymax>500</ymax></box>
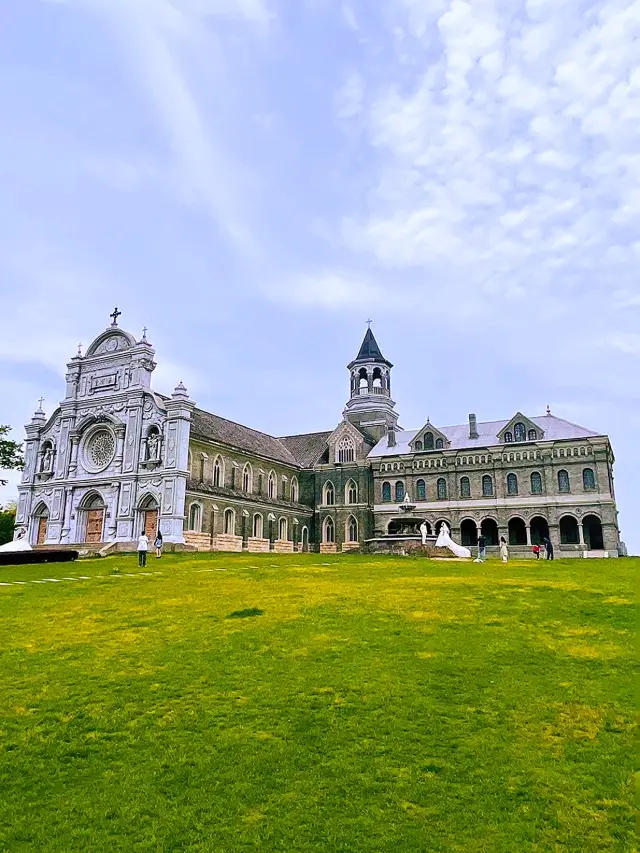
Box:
<box><xmin>0</xmin><ymin>553</ymin><xmax>635</xmax><ymax>852</ymax></box>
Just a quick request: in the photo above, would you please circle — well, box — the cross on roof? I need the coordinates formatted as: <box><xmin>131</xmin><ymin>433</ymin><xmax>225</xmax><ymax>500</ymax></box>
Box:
<box><xmin>366</xmin><ymin>318</ymin><xmax>373</xmax><ymax>329</ymax></box>
<box><xmin>37</xmin><ymin>397</ymin><xmax>45</xmax><ymax>410</ymax></box>
<box><xmin>142</xmin><ymin>326</ymin><xmax>148</xmax><ymax>341</ymax></box>
<box><xmin>110</xmin><ymin>307</ymin><xmax>122</xmax><ymax>327</ymax></box>
<box><xmin>77</xmin><ymin>342</ymin><xmax>83</xmax><ymax>356</ymax></box>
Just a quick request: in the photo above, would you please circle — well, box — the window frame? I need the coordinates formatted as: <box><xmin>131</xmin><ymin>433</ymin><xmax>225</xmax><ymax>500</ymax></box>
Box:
<box><xmin>460</xmin><ymin>476</ymin><xmax>471</xmax><ymax>498</ymax></box>
<box><xmin>530</xmin><ymin>471</ymin><xmax>543</xmax><ymax>495</ymax></box>
<box><xmin>437</xmin><ymin>477</ymin><xmax>447</xmax><ymax>500</ymax></box>
<box><xmin>482</xmin><ymin>475</ymin><xmax>494</xmax><ymax>497</ymax></box>
<box><xmin>507</xmin><ymin>472</ymin><xmax>518</xmax><ymax>496</ymax></box>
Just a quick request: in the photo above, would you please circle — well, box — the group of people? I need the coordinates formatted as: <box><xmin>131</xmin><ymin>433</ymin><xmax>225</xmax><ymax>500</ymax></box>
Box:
<box><xmin>475</xmin><ymin>534</ymin><xmax>554</xmax><ymax>563</ymax></box>
<box><xmin>136</xmin><ymin>530</ymin><xmax>164</xmax><ymax>567</ymax></box>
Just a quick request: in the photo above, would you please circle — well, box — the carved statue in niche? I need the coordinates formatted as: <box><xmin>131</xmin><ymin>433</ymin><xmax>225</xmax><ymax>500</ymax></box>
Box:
<box><xmin>147</xmin><ymin>431</ymin><xmax>160</xmax><ymax>461</ymax></box>
<box><xmin>41</xmin><ymin>445</ymin><xmax>54</xmax><ymax>472</ymax></box>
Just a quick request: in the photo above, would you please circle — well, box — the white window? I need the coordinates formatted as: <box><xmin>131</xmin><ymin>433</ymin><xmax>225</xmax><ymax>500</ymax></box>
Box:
<box><xmin>224</xmin><ymin>508</ymin><xmax>235</xmax><ymax>535</ymax></box>
<box><xmin>346</xmin><ymin>480</ymin><xmax>358</xmax><ymax>504</ymax></box>
<box><xmin>253</xmin><ymin>513</ymin><xmax>263</xmax><ymax>538</ymax></box>
<box><xmin>243</xmin><ymin>463</ymin><xmax>252</xmax><ymax>493</ymax></box>
<box><xmin>337</xmin><ymin>436</ymin><xmax>356</xmax><ymax>463</ymax></box>
<box><xmin>278</xmin><ymin>517</ymin><xmax>288</xmax><ymax>540</ymax></box>
<box><xmin>346</xmin><ymin>515</ymin><xmax>358</xmax><ymax>542</ymax></box>
<box><xmin>188</xmin><ymin>503</ymin><xmax>202</xmax><ymax>532</ymax></box>
<box><xmin>213</xmin><ymin>456</ymin><xmax>224</xmax><ymax>487</ymax></box>
<box><xmin>268</xmin><ymin>471</ymin><xmax>276</xmax><ymax>499</ymax></box>
<box><xmin>291</xmin><ymin>477</ymin><xmax>299</xmax><ymax>503</ymax></box>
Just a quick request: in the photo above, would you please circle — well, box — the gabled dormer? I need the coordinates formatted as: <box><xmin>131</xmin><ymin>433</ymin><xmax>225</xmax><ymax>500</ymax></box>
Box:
<box><xmin>327</xmin><ymin>419</ymin><xmax>371</xmax><ymax>464</ymax></box>
<box><xmin>498</xmin><ymin>413</ymin><xmax>544</xmax><ymax>444</ymax></box>
<box><xmin>410</xmin><ymin>420</ymin><xmax>450</xmax><ymax>452</ymax></box>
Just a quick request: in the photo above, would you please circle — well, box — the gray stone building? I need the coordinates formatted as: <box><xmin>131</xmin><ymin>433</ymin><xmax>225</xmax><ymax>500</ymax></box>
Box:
<box><xmin>15</xmin><ymin>313</ymin><xmax>621</xmax><ymax>557</ymax></box>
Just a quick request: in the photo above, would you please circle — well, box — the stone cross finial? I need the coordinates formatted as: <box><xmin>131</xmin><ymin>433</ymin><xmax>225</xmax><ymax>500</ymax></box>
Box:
<box><xmin>142</xmin><ymin>326</ymin><xmax>148</xmax><ymax>341</ymax></box>
<box><xmin>546</xmin><ymin>404</ymin><xmax>551</xmax><ymax>415</ymax></box>
<box><xmin>366</xmin><ymin>318</ymin><xmax>373</xmax><ymax>329</ymax></box>
<box><xmin>110</xmin><ymin>307</ymin><xmax>122</xmax><ymax>326</ymax></box>
<box><xmin>77</xmin><ymin>342</ymin><xmax>83</xmax><ymax>356</ymax></box>
<box><xmin>37</xmin><ymin>397</ymin><xmax>45</xmax><ymax>411</ymax></box>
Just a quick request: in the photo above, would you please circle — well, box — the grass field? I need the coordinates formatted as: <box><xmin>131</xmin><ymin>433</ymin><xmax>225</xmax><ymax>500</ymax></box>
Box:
<box><xmin>0</xmin><ymin>552</ymin><xmax>635</xmax><ymax>852</ymax></box>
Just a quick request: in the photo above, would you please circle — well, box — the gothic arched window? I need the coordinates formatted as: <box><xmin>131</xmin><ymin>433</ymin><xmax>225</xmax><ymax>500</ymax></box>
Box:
<box><xmin>382</xmin><ymin>482</ymin><xmax>391</xmax><ymax>502</ymax></box>
<box><xmin>514</xmin><ymin>423</ymin><xmax>526</xmax><ymax>442</ymax></box>
<box><xmin>324</xmin><ymin>481</ymin><xmax>335</xmax><ymax>506</ymax></box>
<box><xmin>323</xmin><ymin>516</ymin><xmax>335</xmax><ymax>543</ymax></box>
<box><xmin>346</xmin><ymin>515</ymin><xmax>358</xmax><ymax>542</ymax></box>
<box><xmin>188</xmin><ymin>503</ymin><xmax>202</xmax><ymax>532</ymax></box>
<box><xmin>482</xmin><ymin>475</ymin><xmax>494</xmax><ymax>497</ymax></box>
<box><xmin>437</xmin><ymin>477</ymin><xmax>447</xmax><ymax>499</ymax></box>
<box><xmin>504</xmin><ymin>432</ymin><xmax>513</xmax><ymax>443</ymax></box>
<box><xmin>460</xmin><ymin>476</ymin><xmax>471</xmax><ymax>498</ymax></box>
<box><xmin>414</xmin><ymin>440</ymin><xmax>423</xmax><ymax>451</ymax></box>
<box><xmin>435</xmin><ymin>438</ymin><xmax>444</xmax><ymax>449</ymax></box>
<box><xmin>528</xmin><ymin>429</ymin><xmax>537</xmax><ymax>441</ymax></box>
<box><xmin>278</xmin><ymin>517</ymin><xmax>288</xmax><ymax>540</ymax></box>
<box><xmin>242</xmin><ymin>463</ymin><xmax>252</xmax><ymax>493</ymax></box>
<box><xmin>416</xmin><ymin>479</ymin><xmax>426</xmax><ymax>501</ymax></box>
<box><xmin>530</xmin><ymin>472</ymin><xmax>543</xmax><ymax>494</ymax></box>
<box><xmin>507</xmin><ymin>473</ymin><xmax>518</xmax><ymax>495</ymax></box>
<box><xmin>213</xmin><ymin>456</ymin><xmax>223</xmax><ymax>487</ymax></box>
<box><xmin>268</xmin><ymin>471</ymin><xmax>276</xmax><ymax>499</ymax></box>
<box><xmin>425</xmin><ymin>432</ymin><xmax>434</xmax><ymax>450</ymax></box>
<box><xmin>558</xmin><ymin>469</ymin><xmax>570</xmax><ymax>493</ymax></box>
<box><xmin>395</xmin><ymin>481</ymin><xmax>405</xmax><ymax>502</ymax></box>
<box><xmin>583</xmin><ymin>468</ymin><xmax>596</xmax><ymax>491</ymax></box>
<box><xmin>224</xmin><ymin>508</ymin><xmax>235</xmax><ymax>535</ymax></box>
<box><xmin>346</xmin><ymin>480</ymin><xmax>358</xmax><ymax>504</ymax></box>
<box><xmin>291</xmin><ymin>477</ymin><xmax>299</xmax><ymax>503</ymax></box>
<box><xmin>337</xmin><ymin>436</ymin><xmax>356</xmax><ymax>463</ymax></box>
<box><xmin>253</xmin><ymin>513</ymin><xmax>263</xmax><ymax>538</ymax></box>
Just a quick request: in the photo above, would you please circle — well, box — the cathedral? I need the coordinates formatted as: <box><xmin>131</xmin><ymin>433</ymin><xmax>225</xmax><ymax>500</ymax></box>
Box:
<box><xmin>15</xmin><ymin>312</ymin><xmax>621</xmax><ymax>557</ymax></box>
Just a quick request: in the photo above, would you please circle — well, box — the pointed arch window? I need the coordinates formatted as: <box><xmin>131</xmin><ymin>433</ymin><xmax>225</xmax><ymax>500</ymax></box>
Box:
<box><xmin>188</xmin><ymin>503</ymin><xmax>202</xmax><ymax>532</ymax></box>
<box><xmin>291</xmin><ymin>477</ymin><xmax>299</xmax><ymax>503</ymax></box>
<box><xmin>437</xmin><ymin>477</ymin><xmax>447</xmax><ymax>499</ymax></box>
<box><xmin>278</xmin><ymin>517</ymin><xmax>288</xmax><ymax>541</ymax></box>
<box><xmin>424</xmin><ymin>432</ymin><xmax>434</xmax><ymax>450</ymax></box>
<box><xmin>530</xmin><ymin>472</ymin><xmax>543</xmax><ymax>494</ymax></box>
<box><xmin>337</xmin><ymin>435</ymin><xmax>356</xmax><ymax>463</ymax></box>
<box><xmin>346</xmin><ymin>515</ymin><xmax>358</xmax><ymax>543</ymax></box>
<box><xmin>395</xmin><ymin>481</ymin><xmax>405</xmax><ymax>502</ymax></box>
<box><xmin>460</xmin><ymin>476</ymin><xmax>471</xmax><ymax>498</ymax></box>
<box><xmin>324</xmin><ymin>481</ymin><xmax>335</xmax><ymax>506</ymax></box>
<box><xmin>514</xmin><ymin>423</ymin><xmax>526</xmax><ymax>442</ymax></box>
<box><xmin>268</xmin><ymin>471</ymin><xmax>276</xmax><ymax>499</ymax></box>
<box><xmin>253</xmin><ymin>513</ymin><xmax>263</xmax><ymax>538</ymax></box>
<box><xmin>507</xmin><ymin>473</ymin><xmax>518</xmax><ymax>495</ymax></box>
<box><xmin>482</xmin><ymin>475</ymin><xmax>494</xmax><ymax>497</ymax></box>
<box><xmin>416</xmin><ymin>479</ymin><xmax>426</xmax><ymax>501</ymax></box>
<box><xmin>346</xmin><ymin>480</ymin><xmax>358</xmax><ymax>504</ymax></box>
<box><xmin>224</xmin><ymin>508</ymin><xmax>235</xmax><ymax>535</ymax></box>
<box><xmin>242</xmin><ymin>463</ymin><xmax>252</xmax><ymax>493</ymax></box>
<box><xmin>583</xmin><ymin>468</ymin><xmax>596</xmax><ymax>491</ymax></box>
<box><xmin>213</xmin><ymin>456</ymin><xmax>223</xmax><ymax>487</ymax></box>
<box><xmin>558</xmin><ymin>469</ymin><xmax>570</xmax><ymax>493</ymax></box>
<box><xmin>323</xmin><ymin>516</ymin><xmax>335</xmax><ymax>543</ymax></box>
<box><xmin>382</xmin><ymin>482</ymin><xmax>391</xmax><ymax>502</ymax></box>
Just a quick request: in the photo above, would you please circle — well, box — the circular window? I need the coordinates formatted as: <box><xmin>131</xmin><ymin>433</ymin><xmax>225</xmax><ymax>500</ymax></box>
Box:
<box><xmin>84</xmin><ymin>428</ymin><xmax>116</xmax><ymax>473</ymax></box>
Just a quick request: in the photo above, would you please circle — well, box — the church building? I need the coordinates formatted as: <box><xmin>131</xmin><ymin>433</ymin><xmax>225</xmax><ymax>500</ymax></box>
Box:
<box><xmin>15</xmin><ymin>312</ymin><xmax>621</xmax><ymax>557</ymax></box>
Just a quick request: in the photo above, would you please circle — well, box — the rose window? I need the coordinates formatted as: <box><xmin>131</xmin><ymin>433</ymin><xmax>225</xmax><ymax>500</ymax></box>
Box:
<box><xmin>87</xmin><ymin>429</ymin><xmax>116</xmax><ymax>470</ymax></box>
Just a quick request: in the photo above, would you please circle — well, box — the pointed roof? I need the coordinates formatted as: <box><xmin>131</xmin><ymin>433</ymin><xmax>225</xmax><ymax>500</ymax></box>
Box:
<box><xmin>348</xmin><ymin>328</ymin><xmax>393</xmax><ymax>369</ymax></box>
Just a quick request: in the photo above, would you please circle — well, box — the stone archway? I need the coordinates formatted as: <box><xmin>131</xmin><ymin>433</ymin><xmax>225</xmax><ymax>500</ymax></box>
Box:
<box><xmin>138</xmin><ymin>493</ymin><xmax>159</xmax><ymax>540</ymax></box>
<box><xmin>582</xmin><ymin>515</ymin><xmax>604</xmax><ymax>550</ymax></box>
<box><xmin>32</xmin><ymin>502</ymin><xmax>49</xmax><ymax>545</ymax></box>
<box><xmin>508</xmin><ymin>517</ymin><xmax>527</xmax><ymax>546</ymax></box>
<box><xmin>530</xmin><ymin>516</ymin><xmax>549</xmax><ymax>545</ymax></box>
<box><xmin>460</xmin><ymin>518</ymin><xmax>478</xmax><ymax>547</ymax></box>
<box><xmin>559</xmin><ymin>515</ymin><xmax>580</xmax><ymax>545</ymax></box>
<box><xmin>82</xmin><ymin>493</ymin><xmax>105</xmax><ymax>544</ymax></box>
<box><xmin>481</xmin><ymin>518</ymin><xmax>499</xmax><ymax>546</ymax></box>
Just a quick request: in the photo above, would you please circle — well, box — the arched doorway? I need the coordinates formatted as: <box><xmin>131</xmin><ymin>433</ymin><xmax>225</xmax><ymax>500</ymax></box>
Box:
<box><xmin>508</xmin><ymin>517</ymin><xmax>527</xmax><ymax>546</ymax></box>
<box><xmin>83</xmin><ymin>494</ymin><xmax>105</xmax><ymax>544</ymax></box>
<box><xmin>559</xmin><ymin>515</ymin><xmax>580</xmax><ymax>545</ymax></box>
<box><xmin>301</xmin><ymin>526</ymin><xmax>309</xmax><ymax>552</ymax></box>
<box><xmin>460</xmin><ymin>518</ymin><xmax>478</xmax><ymax>547</ymax></box>
<box><xmin>582</xmin><ymin>515</ymin><xmax>604</xmax><ymax>550</ymax></box>
<box><xmin>138</xmin><ymin>494</ymin><xmax>159</xmax><ymax>540</ymax></box>
<box><xmin>33</xmin><ymin>503</ymin><xmax>49</xmax><ymax>545</ymax></box>
<box><xmin>481</xmin><ymin>518</ymin><xmax>499</xmax><ymax>546</ymax></box>
<box><xmin>530</xmin><ymin>516</ymin><xmax>549</xmax><ymax>545</ymax></box>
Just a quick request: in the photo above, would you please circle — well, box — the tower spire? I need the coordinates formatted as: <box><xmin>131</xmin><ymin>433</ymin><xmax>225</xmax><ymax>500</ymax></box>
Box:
<box><xmin>343</xmin><ymin>326</ymin><xmax>398</xmax><ymax>441</ymax></box>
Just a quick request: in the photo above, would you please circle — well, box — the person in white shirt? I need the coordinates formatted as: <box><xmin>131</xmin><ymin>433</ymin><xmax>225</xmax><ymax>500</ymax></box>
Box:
<box><xmin>137</xmin><ymin>532</ymin><xmax>149</xmax><ymax>567</ymax></box>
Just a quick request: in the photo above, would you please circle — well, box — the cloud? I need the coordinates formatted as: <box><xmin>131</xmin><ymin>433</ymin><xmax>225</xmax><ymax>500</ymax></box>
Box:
<box><xmin>336</xmin><ymin>71</ymin><xmax>365</xmax><ymax>119</ymax></box>
<box><xmin>266</xmin><ymin>270</ymin><xmax>383</xmax><ymax>309</ymax></box>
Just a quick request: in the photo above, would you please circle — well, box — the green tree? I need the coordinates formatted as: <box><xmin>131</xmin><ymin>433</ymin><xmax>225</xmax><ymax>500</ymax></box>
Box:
<box><xmin>0</xmin><ymin>502</ymin><xmax>16</xmax><ymax>546</ymax></box>
<box><xmin>0</xmin><ymin>425</ymin><xmax>24</xmax><ymax>486</ymax></box>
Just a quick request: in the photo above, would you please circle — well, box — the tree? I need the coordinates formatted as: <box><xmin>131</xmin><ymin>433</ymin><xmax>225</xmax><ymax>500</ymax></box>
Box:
<box><xmin>0</xmin><ymin>502</ymin><xmax>16</xmax><ymax>546</ymax></box>
<box><xmin>0</xmin><ymin>425</ymin><xmax>24</xmax><ymax>486</ymax></box>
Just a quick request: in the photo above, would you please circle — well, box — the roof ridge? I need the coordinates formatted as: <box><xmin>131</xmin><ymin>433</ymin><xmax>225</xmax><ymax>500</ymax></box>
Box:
<box><xmin>193</xmin><ymin>406</ymin><xmax>285</xmax><ymax>443</ymax></box>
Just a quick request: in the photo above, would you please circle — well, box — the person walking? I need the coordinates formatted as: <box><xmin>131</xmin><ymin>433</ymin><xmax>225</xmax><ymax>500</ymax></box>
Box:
<box><xmin>137</xmin><ymin>531</ymin><xmax>149</xmax><ymax>568</ymax></box>
<box><xmin>543</xmin><ymin>536</ymin><xmax>554</xmax><ymax>561</ymax></box>
<box><xmin>154</xmin><ymin>530</ymin><xmax>163</xmax><ymax>559</ymax></box>
<box><xmin>500</xmin><ymin>536</ymin><xmax>509</xmax><ymax>563</ymax></box>
<box><xmin>474</xmin><ymin>533</ymin><xmax>487</xmax><ymax>563</ymax></box>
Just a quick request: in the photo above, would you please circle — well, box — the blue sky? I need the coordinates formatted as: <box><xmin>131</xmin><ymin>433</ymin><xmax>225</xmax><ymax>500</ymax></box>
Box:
<box><xmin>0</xmin><ymin>0</ymin><xmax>638</xmax><ymax>552</ymax></box>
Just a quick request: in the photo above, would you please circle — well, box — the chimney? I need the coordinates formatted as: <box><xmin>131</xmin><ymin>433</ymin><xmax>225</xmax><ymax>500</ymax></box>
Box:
<box><xmin>387</xmin><ymin>424</ymin><xmax>396</xmax><ymax>448</ymax></box>
<box><xmin>469</xmin><ymin>413</ymin><xmax>479</xmax><ymax>440</ymax></box>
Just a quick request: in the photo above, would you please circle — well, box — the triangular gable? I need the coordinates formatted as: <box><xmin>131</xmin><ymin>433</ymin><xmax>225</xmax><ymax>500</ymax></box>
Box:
<box><xmin>327</xmin><ymin>419</ymin><xmax>371</xmax><ymax>463</ymax></box>
<box><xmin>498</xmin><ymin>412</ymin><xmax>545</xmax><ymax>443</ymax></box>
<box><xmin>410</xmin><ymin>420</ymin><xmax>450</xmax><ymax>451</ymax></box>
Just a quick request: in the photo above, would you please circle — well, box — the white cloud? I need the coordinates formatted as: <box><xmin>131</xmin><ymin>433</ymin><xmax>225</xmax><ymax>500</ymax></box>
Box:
<box><xmin>266</xmin><ymin>270</ymin><xmax>383</xmax><ymax>309</ymax></box>
<box><xmin>336</xmin><ymin>71</ymin><xmax>365</xmax><ymax>119</ymax></box>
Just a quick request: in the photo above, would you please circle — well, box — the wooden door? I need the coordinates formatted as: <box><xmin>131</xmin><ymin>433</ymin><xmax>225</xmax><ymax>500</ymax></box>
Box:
<box><xmin>37</xmin><ymin>517</ymin><xmax>48</xmax><ymax>545</ymax></box>
<box><xmin>144</xmin><ymin>510</ymin><xmax>158</xmax><ymax>539</ymax></box>
<box><xmin>85</xmin><ymin>509</ymin><xmax>104</xmax><ymax>543</ymax></box>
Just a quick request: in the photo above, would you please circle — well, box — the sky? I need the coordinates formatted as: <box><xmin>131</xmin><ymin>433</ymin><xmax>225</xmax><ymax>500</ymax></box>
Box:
<box><xmin>0</xmin><ymin>0</ymin><xmax>638</xmax><ymax>552</ymax></box>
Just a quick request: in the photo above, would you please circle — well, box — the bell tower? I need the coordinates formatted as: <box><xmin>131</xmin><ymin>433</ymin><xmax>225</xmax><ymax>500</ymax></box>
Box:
<box><xmin>343</xmin><ymin>325</ymin><xmax>399</xmax><ymax>441</ymax></box>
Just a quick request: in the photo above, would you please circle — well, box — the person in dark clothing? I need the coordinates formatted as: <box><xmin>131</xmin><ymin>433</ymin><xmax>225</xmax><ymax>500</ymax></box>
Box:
<box><xmin>475</xmin><ymin>534</ymin><xmax>487</xmax><ymax>562</ymax></box>
<box><xmin>543</xmin><ymin>537</ymin><xmax>554</xmax><ymax>561</ymax></box>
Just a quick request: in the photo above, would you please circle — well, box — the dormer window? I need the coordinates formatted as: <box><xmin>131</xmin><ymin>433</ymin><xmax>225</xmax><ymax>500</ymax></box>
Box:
<box><xmin>337</xmin><ymin>436</ymin><xmax>355</xmax><ymax>463</ymax></box>
<box><xmin>435</xmin><ymin>438</ymin><xmax>444</xmax><ymax>449</ymax></box>
<box><xmin>528</xmin><ymin>429</ymin><xmax>537</xmax><ymax>441</ymax></box>
<box><xmin>504</xmin><ymin>432</ymin><xmax>513</xmax><ymax>443</ymax></box>
<box><xmin>514</xmin><ymin>423</ymin><xmax>526</xmax><ymax>442</ymax></box>
<box><xmin>414</xmin><ymin>440</ymin><xmax>423</xmax><ymax>451</ymax></box>
<box><xmin>425</xmin><ymin>432</ymin><xmax>434</xmax><ymax>450</ymax></box>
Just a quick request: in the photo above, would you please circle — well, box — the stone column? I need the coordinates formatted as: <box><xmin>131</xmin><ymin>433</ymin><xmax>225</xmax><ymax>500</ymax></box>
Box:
<box><xmin>68</xmin><ymin>433</ymin><xmax>80</xmax><ymax>476</ymax></box>
<box><xmin>114</xmin><ymin>425</ymin><xmax>126</xmax><ymax>471</ymax></box>
<box><xmin>578</xmin><ymin>520</ymin><xmax>585</xmax><ymax>546</ymax></box>
<box><xmin>61</xmin><ymin>487</ymin><xmax>74</xmax><ymax>544</ymax></box>
<box><xmin>525</xmin><ymin>524</ymin><xmax>532</xmax><ymax>546</ymax></box>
